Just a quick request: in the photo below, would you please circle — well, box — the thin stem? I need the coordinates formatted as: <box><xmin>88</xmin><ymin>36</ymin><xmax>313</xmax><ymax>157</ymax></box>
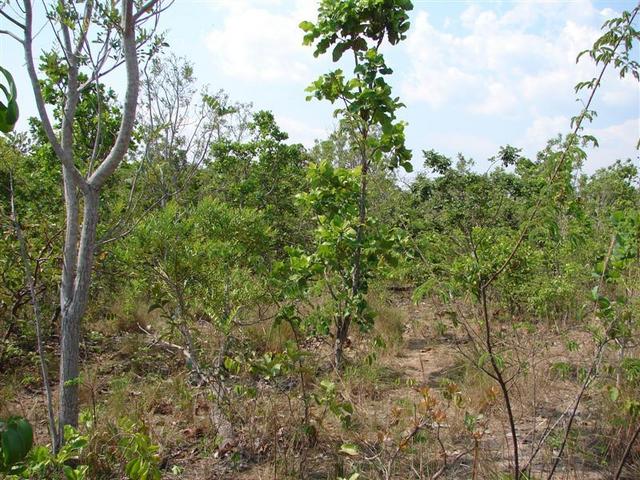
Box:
<box><xmin>0</xmin><ymin>28</ymin><xmax>24</xmax><ymax>43</ymax></box>
<box><xmin>481</xmin><ymin>285</ymin><xmax>520</xmax><ymax>479</ymax></box>
<box><xmin>614</xmin><ymin>421</ymin><xmax>640</xmax><ymax>480</ymax></box>
<box><xmin>0</xmin><ymin>8</ymin><xmax>25</xmax><ymax>29</ymax></box>
<box><xmin>545</xmin><ymin>343</ymin><xmax>605</xmax><ymax>479</ymax></box>
<box><xmin>9</xmin><ymin>172</ymin><xmax>59</xmax><ymax>452</ymax></box>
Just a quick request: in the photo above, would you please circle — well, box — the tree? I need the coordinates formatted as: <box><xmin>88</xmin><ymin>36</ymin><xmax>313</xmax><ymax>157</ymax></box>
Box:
<box><xmin>95</xmin><ymin>56</ymin><xmax>247</xmax><ymax>247</ymax></box>
<box><xmin>205</xmin><ymin>110</ymin><xmax>309</xmax><ymax>253</ymax></box>
<box><xmin>118</xmin><ymin>196</ymin><xmax>273</xmax><ymax>450</ymax></box>
<box><xmin>301</xmin><ymin>0</ymin><xmax>413</xmax><ymax>369</ymax></box>
<box><xmin>0</xmin><ymin>0</ymin><xmax>172</xmax><ymax>444</ymax></box>
<box><xmin>133</xmin><ymin>55</ymin><xmax>242</xmax><ymax>208</ymax></box>
<box><xmin>287</xmin><ymin>160</ymin><xmax>401</xmax><ymax>340</ymax></box>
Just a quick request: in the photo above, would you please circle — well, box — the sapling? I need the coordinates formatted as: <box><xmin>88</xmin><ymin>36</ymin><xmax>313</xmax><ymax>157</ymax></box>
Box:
<box><xmin>301</xmin><ymin>0</ymin><xmax>413</xmax><ymax>369</ymax></box>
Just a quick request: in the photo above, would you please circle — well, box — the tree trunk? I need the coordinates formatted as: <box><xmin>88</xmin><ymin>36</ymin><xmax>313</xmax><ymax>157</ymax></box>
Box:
<box><xmin>334</xmin><ymin>316</ymin><xmax>349</xmax><ymax>370</ymax></box>
<box><xmin>334</xmin><ymin>140</ymin><xmax>369</xmax><ymax>371</ymax></box>
<box><xmin>58</xmin><ymin>189</ymin><xmax>99</xmax><ymax>437</ymax></box>
<box><xmin>351</xmin><ymin>147</ymin><xmax>368</xmax><ymax>299</ymax></box>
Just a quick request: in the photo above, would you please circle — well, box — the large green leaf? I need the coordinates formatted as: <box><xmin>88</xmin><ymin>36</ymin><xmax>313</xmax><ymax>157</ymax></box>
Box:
<box><xmin>0</xmin><ymin>66</ymin><xmax>19</xmax><ymax>133</ymax></box>
<box><xmin>0</xmin><ymin>417</ymin><xmax>33</xmax><ymax>468</ymax></box>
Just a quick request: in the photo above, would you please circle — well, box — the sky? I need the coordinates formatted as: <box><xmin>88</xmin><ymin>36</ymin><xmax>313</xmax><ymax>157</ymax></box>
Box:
<box><xmin>2</xmin><ymin>0</ymin><xmax>639</xmax><ymax>175</ymax></box>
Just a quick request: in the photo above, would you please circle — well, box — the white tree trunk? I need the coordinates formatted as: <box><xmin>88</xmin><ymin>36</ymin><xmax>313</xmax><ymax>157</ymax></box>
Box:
<box><xmin>58</xmin><ymin>188</ymin><xmax>99</xmax><ymax>434</ymax></box>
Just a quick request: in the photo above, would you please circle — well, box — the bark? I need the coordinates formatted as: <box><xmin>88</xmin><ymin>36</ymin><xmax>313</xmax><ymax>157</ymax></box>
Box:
<box><xmin>60</xmin><ymin>168</ymin><xmax>79</xmax><ymax>314</ymax></box>
<box><xmin>334</xmin><ymin>316</ymin><xmax>348</xmax><ymax>370</ymax></box>
<box><xmin>58</xmin><ymin>188</ymin><xmax>99</xmax><ymax>435</ymax></box>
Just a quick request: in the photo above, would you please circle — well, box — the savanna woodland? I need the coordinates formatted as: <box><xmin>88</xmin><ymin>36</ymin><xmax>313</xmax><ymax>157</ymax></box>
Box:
<box><xmin>0</xmin><ymin>1</ymin><xmax>639</xmax><ymax>479</ymax></box>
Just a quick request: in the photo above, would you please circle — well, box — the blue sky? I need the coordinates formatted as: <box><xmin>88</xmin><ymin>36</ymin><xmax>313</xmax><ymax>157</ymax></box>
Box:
<box><xmin>2</xmin><ymin>0</ymin><xmax>639</xmax><ymax>174</ymax></box>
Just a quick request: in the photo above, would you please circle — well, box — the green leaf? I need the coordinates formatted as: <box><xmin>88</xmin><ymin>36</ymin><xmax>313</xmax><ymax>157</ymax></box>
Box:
<box><xmin>477</xmin><ymin>352</ymin><xmax>488</xmax><ymax>369</ymax></box>
<box><xmin>320</xmin><ymin>380</ymin><xmax>335</xmax><ymax>393</ymax></box>
<box><xmin>1</xmin><ymin>430</ymin><xmax>24</xmax><ymax>466</ymax></box>
<box><xmin>0</xmin><ymin>417</ymin><xmax>33</xmax><ymax>467</ymax></box>
<box><xmin>0</xmin><ymin>66</ymin><xmax>18</xmax><ymax>133</ymax></box>
<box><xmin>13</xmin><ymin>418</ymin><xmax>32</xmax><ymax>454</ymax></box>
<box><xmin>0</xmin><ymin>67</ymin><xmax>16</xmax><ymax>100</ymax></box>
<box><xmin>339</xmin><ymin>442</ymin><xmax>359</xmax><ymax>456</ymax></box>
<box><xmin>1</xmin><ymin>429</ymin><xmax>22</xmax><ymax>466</ymax></box>
<box><xmin>299</xmin><ymin>20</ymin><xmax>314</xmax><ymax>32</ymax></box>
<box><xmin>338</xmin><ymin>475</ymin><xmax>360</xmax><ymax>480</ymax></box>
<box><xmin>63</xmin><ymin>465</ymin><xmax>78</xmax><ymax>480</ymax></box>
<box><xmin>608</xmin><ymin>385</ymin><xmax>620</xmax><ymax>402</ymax></box>
<box><xmin>332</xmin><ymin>42</ymin><xmax>348</xmax><ymax>62</ymax></box>
<box><xmin>464</xmin><ymin>412</ymin><xmax>477</xmax><ymax>431</ymax></box>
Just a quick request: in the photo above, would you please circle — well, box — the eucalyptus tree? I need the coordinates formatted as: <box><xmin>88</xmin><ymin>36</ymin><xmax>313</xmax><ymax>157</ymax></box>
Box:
<box><xmin>300</xmin><ymin>0</ymin><xmax>413</xmax><ymax>368</ymax></box>
<box><xmin>0</xmin><ymin>0</ymin><xmax>172</xmax><ymax>443</ymax></box>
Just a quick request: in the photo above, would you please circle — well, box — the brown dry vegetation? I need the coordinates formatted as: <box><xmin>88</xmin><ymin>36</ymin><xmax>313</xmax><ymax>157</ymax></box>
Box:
<box><xmin>2</xmin><ymin>287</ymin><xmax>638</xmax><ymax>479</ymax></box>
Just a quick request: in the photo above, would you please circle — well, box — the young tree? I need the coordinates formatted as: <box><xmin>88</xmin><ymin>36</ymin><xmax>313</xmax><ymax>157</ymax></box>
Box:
<box><xmin>134</xmin><ymin>55</ymin><xmax>239</xmax><ymax>206</ymax></box>
<box><xmin>0</xmin><ymin>0</ymin><xmax>172</xmax><ymax>443</ymax></box>
<box><xmin>119</xmin><ymin>196</ymin><xmax>272</xmax><ymax>446</ymax></box>
<box><xmin>301</xmin><ymin>0</ymin><xmax>413</xmax><ymax>368</ymax></box>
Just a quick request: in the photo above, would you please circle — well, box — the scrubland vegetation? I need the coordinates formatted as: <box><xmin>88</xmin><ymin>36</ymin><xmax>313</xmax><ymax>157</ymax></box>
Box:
<box><xmin>1</xmin><ymin>1</ymin><xmax>639</xmax><ymax>479</ymax></box>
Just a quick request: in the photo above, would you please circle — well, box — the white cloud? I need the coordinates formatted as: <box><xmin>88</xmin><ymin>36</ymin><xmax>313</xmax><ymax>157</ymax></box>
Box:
<box><xmin>585</xmin><ymin>118</ymin><xmax>640</xmax><ymax>171</ymax></box>
<box><xmin>204</xmin><ymin>0</ymin><xmax>319</xmax><ymax>83</ymax></box>
<box><xmin>516</xmin><ymin>115</ymin><xmax>640</xmax><ymax>173</ymax></box>
<box><xmin>600</xmin><ymin>74</ymin><xmax>639</xmax><ymax>107</ymax></box>
<box><xmin>277</xmin><ymin>115</ymin><xmax>328</xmax><ymax>147</ymax></box>
<box><xmin>400</xmin><ymin>1</ymin><xmax>636</xmax><ymax>119</ymax></box>
<box><xmin>402</xmin><ymin>12</ymin><xmax>479</xmax><ymax>108</ymax></box>
<box><xmin>471</xmin><ymin>81</ymin><xmax>518</xmax><ymax>115</ymax></box>
<box><xmin>599</xmin><ymin>8</ymin><xmax>617</xmax><ymax>18</ymax></box>
<box><xmin>520</xmin><ymin>114</ymin><xmax>570</xmax><ymax>153</ymax></box>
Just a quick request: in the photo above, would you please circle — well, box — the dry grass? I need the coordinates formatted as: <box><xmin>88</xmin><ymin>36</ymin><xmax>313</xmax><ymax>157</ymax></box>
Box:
<box><xmin>2</xmin><ymin>290</ymin><xmax>638</xmax><ymax>479</ymax></box>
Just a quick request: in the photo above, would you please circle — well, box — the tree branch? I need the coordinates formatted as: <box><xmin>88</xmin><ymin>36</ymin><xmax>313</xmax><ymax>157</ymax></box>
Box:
<box><xmin>72</xmin><ymin>0</ymin><xmax>93</xmax><ymax>59</ymax></box>
<box><xmin>0</xmin><ymin>28</ymin><xmax>23</xmax><ymax>43</ymax></box>
<box><xmin>9</xmin><ymin>171</ymin><xmax>59</xmax><ymax>452</ymax></box>
<box><xmin>21</xmin><ymin>0</ymin><xmax>88</xmax><ymax>191</ymax></box>
<box><xmin>0</xmin><ymin>7</ymin><xmax>25</xmax><ymax>29</ymax></box>
<box><xmin>133</xmin><ymin>0</ymin><xmax>161</xmax><ymax>21</ymax></box>
<box><xmin>88</xmin><ymin>0</ymin><xmax>139</xmax><ymax>188</ymax></box>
